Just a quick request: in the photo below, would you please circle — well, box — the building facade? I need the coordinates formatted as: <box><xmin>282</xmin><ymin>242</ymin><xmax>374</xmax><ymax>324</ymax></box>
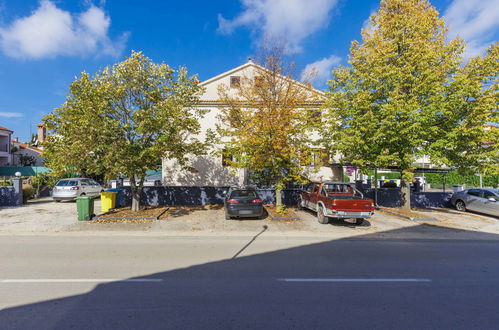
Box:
<box><xmin>161</xmin><ymin>61</ymin><xmax>344</xmax><ymax>186</ymax></box>
<box><xmin>0</xmin><ymin>126</ymin><xmax>13</xmax><ymax>165</ymax></box>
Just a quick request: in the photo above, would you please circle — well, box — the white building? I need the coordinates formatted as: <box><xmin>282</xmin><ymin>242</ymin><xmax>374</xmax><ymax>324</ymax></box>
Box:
<box><xmin>0</xmin><ymin>125</ymin><xmax>13</xmax><ymax>165</ymax></box>
<box><xmin>161</xmin><ymin>61</ymin><xmax>344</xmax><ymax>186</ymax></box>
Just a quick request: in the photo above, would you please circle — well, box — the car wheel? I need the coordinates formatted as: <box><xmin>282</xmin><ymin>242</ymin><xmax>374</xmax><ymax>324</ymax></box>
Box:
<box><xmin>54</xmin><ymin>199</ymin><xmax>61</xmax><ymax>203</ymax></box>
<box><xmin>355</xmin><ymin>218</ymin><xmax>364</xmax><ymax>225</ymax></box>
<box><xmin>455</xmin><ymin>200</ymin><xmax>466</xmax><ymax>212</ymax></box>
<box><xmin>317</xmin><ymin>206</ymin><xmax>329</xmax><ymax>224</ymax></box>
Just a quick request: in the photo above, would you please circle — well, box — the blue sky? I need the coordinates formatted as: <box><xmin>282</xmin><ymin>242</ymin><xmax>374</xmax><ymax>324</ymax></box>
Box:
<box><xmin>0</xmin><ymin>0</ymin><xmax>497</xmax><ymax>141</ymax></box>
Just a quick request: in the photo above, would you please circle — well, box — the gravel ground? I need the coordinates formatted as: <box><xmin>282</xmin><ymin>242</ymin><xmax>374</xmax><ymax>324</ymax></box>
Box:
<box><xmin>1</xmin><ymin>197</ymin><xmax>498</xmax><ymax>239</ymax></box>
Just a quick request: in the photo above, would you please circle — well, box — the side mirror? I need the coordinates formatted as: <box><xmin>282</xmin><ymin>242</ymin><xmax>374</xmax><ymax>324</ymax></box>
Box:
<box><xmin>488</xmin><ymin>197</ymin><xmax>496</xmax><ymax>202</ymax></box>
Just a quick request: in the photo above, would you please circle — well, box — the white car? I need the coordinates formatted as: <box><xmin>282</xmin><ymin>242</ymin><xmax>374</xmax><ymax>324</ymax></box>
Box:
<box><xmin>52</xmin><ymin>178</ymin><xmax>104</xmax><ymax>202</ymax></box>
<box><xmin>450</xmin><ymin>189</ymin><xmax>499</xmax><ymax>217</ymax></box>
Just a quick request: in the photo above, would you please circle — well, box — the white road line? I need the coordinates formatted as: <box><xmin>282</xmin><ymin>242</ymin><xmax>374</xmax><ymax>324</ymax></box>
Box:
<box><xmin>0</xmin><ymin>279</ymin><xmax>163</xmax><ymax>283</ymax></box>
<box><xmin>279</xmin><ymin>278</ymin><xmax>431</xmax><ymax>282</ymax></box>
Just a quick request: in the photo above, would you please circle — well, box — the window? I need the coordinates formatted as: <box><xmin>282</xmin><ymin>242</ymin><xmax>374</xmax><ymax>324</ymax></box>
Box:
<box><xmin>230</xmin><ymin>76</ymin><xmax>240</xmax><ymax>88</ymax></box>
<box><xmin>56</xmin><ymin>180</ymin><xmax>78</xmax><ymax>187</ymax></box>
<box><xmin>304</xmin><ymin>183</ymin><xmax>312</xmax><ymax>193</ymax></box>
<box><xmin>320</xmin><ymin>187</ymin><xmax>327</xmax><ymax>197</ymax></box>
<box><xmin>230</xmin><ymin>190</ymin><xmax>257</xmax><ymax>198</ymax></box>
<box><xmin>306</xmin><ymin>109</ymin><xmax>322</xmax><ymax>124</ymax></box>
<box><xmin>312</xmin><ymin>184</ymin><xmax>320</xmax><ymax>194</ymax></box>
<box><xmin>467</xmin><ymin>189</ymin><xmax>481</xmax><ymax>197</ymax></box>
<box><xmin>222</xmin><ymin>149</ymin><xmax>233</xmax><ymax>167</ymax></box>
<box><xmin>483</xmin><ymin>190</ymin><xmax>499</xmax><ymax>200</ymax></box>
<box><xmin>80</xmin><ymin>180</ymin><xmax>90</xmax><ymax>186</ymax></box>
<box><xmin>254</xmin><ymin>76</ymin><xmax>264</xmax><ymax>88</ymax></box>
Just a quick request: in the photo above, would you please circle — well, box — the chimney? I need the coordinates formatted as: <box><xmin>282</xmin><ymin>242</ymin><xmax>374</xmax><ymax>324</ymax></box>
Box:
<box><xmin>37</xmin><ymin>124</ymin><xmax>46</xmax><ymax>146</ymax></box>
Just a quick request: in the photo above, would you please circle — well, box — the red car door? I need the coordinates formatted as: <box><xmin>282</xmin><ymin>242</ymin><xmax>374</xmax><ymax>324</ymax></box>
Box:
<box><xmin>308</xmin><ymin>183</ymin><xmax>320</xmax><ymax>209</ymax></box>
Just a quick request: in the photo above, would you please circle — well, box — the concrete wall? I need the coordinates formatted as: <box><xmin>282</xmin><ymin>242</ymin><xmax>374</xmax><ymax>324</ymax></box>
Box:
<box><xmin>12</xmin><ymin>148</ymin><xmax>45</xmax><ymax>166</ymax></box>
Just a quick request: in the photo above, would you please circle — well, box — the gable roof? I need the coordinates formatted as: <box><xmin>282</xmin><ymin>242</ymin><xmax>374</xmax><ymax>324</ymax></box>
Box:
<box><xmin>0</xmin><ymin>125</ymin><xmax>13</xmax><ymax>132</ymax></box>
<box><xmin>200</xmin><ymin>60</ymin><xmax>325</xmax><ymax>97</ymax></box>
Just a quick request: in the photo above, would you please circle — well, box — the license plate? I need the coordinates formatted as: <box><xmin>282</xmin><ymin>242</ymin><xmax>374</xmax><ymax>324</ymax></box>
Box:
<box><xmin>339</xmin><ymin>212</ymin><xmax>369</xmax><ymax>217</ymax></box>
<box><xmin>239</xmin><ymin>210</ymin><xmax>253</xmax><ymax>215</ymax></box>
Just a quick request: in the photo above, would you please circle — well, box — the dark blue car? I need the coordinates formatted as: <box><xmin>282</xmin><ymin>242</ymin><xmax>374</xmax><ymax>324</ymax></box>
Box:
<box><xmin>224</xmin><ymin>187</ymin><xmax>265</xmax><ymax>220</ymax></box>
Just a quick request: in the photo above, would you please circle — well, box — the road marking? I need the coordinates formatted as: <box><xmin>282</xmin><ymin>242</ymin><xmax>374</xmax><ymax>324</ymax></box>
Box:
<box><xmin>0</xmin><ymin>278</ymin><xmax>163</xmax><ymax>283</ymax></box>
<box><xmin>279</xmin><ymin>278</ymin><xmax>431</xmax><ymax>282</ymax></box>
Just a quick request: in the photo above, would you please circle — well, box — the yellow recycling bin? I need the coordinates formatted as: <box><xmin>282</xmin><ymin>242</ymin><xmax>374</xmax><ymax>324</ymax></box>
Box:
<box><xmin>100</xmin><ymin>191</ymin><xmax>117</xmax><ymax>213</ymax></box>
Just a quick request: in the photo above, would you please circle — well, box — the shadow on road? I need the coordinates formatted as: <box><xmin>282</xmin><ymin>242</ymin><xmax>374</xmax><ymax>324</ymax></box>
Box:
<box><xmin>1</xmin><ymin>225</ymin><xmax>499</xmax><ymax>329</ymax></box>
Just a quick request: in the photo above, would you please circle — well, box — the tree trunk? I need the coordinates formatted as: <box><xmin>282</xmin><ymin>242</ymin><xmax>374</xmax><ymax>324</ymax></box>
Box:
<box><xmin>275</xmin><ymin>181</ymin><xmax>285</xmax><ymax>213</ymax></box>
<box><xmin>130</xmin><ymin>176</ymin><xmax>144</xmax><ymax>212</ymax></box>
<box><xmin>400</xmin><ymin>179</ymin><xmax>411</xmax><ymax>211</ymax></box>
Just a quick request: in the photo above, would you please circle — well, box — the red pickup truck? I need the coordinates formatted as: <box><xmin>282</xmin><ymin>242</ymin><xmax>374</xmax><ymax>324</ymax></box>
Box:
<box><xmin>298</xmin><ymin>181</ymin><xmax>375</xmax><ymax>225</ymax></box>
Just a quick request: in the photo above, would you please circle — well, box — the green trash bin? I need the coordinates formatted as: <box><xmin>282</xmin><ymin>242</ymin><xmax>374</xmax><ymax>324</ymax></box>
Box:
<box><xmin>76</xmin><ymin>195</ymin><xmax>95</xmax><ymax>221</ymax></box>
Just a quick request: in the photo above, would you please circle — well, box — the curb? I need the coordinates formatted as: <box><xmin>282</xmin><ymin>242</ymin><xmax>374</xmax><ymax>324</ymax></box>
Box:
<box><xmin>377</xmin><ymin>207</ymin><xmax>439</xmax><ymax>221</ymax></box>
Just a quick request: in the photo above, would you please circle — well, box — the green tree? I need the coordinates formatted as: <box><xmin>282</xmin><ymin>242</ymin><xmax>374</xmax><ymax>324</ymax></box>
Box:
<box><xmin>429</xmin><ymin>44</ymin><xmax>498</xmax><ymax>176</ymax></box>
<box><xmin>217</xmin><ymin>43</ymin><xmax>320</xmax><ymax>212</ymax></box>
<box><xmin>323</xmin><ymin>0</ymin><xmax>497</xmax><ymax>210</ymax></box>
<box><xmin>43</xmin><ymin>51</ymin><xmax>206</xmax><ymax>211</ymax></box>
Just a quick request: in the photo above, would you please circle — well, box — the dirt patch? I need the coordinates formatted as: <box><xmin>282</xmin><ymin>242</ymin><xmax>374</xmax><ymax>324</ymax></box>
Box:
<box><xmin>378</xmin><ymin>207</ymin><xmax>438</xmax><ymax>220</ymax></box>
<box><xmin>265</xmin><ymin>205</ymin><xmax>300</xmax><ymax>221</ymax></box>
<box><xmin>93</xmin><ymin>206</ymin><xmax>169</xmax><ymax>222</ymax></box>
<box><xmin>168</xmin><ymin>205</ymin><xmax>223</xmax><ymax>218</ymax></box>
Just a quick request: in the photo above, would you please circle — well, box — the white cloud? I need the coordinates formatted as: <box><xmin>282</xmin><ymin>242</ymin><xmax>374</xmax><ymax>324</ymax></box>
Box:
<box><xmin>302</xmin><ymin>54</ymin><xmax>341</xmax><ymax>84</ymax></box>
<box><xmin>0</xmin><ymin>112</ymin><xmax>23</xmax><ymax>118</ymax></box>
<box><xmin>218</xmin><ymin>0</ymin><xmax>340</xmax><ymax>53</ymax></box>
<box><xmin>0</xmin><ymin>0</ymin><xmax>128</xmax><ymax>59</ymax></box>
<box><xmin>444</xmin><ymin>0</ymin><xmax>499</xmax><ymax>58</ymax></box>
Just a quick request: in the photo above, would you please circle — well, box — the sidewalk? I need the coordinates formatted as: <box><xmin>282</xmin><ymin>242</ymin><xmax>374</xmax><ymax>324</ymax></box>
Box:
<box><xmin>1</xmin><ymin>197</ymin><xmax>498</xmax><ymax>240</ymax></box>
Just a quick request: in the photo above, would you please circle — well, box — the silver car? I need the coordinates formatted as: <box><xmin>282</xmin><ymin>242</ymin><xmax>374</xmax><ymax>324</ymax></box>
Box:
<box><xmin>52</xmin><ymin>178</ymin><xmax>104</xmax><ymax>202</ymax></box>
<box><xmin>450</xmin><ymin>188</ymin><xmax>499</xmax><ymax>217</ymax></box>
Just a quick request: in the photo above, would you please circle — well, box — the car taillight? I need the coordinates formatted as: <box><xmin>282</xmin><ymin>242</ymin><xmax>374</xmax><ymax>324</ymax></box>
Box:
<box><xmin>70</xmin><ymin>186</ymin><xmax>79</xmax><ymax>190</ymax></box>
<box><xmin>252</xmin><ymin>199</ymin><xmax>263</xmax><ymax>203</ymax></box>
<box><xmin>331</xmin><ymin>199</ymin><xmax>336</xmax><ymax>206</ymax></box>
<box><xmin>227</xmin><ymin>199</ymin><xmax>239</xmax><ymax>203</ymax></box>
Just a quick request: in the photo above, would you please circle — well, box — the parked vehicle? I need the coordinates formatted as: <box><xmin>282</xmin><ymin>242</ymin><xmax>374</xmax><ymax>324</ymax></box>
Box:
<box><xmin>52</xmin><ymin>178</ymin><xmax>104</xmax><ymax>202</ymax></box>
<box><xmin>298</xmin><ymin>181</ymin><xmax>375</xmax><ymax>225</ymax></box>
<box><xmin>224</xmin><ymin>187</ymin><xmax>265</xmax><ymax>220</ymax></box>
<box><xmin>450</xmin><ymin>189</ymin><xmax>499</xmax><ymax>217</ymax></box>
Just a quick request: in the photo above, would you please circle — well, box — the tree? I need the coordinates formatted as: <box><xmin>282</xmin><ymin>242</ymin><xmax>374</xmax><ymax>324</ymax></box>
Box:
<box><xmin>43</xmin><ymin>51</ymin><xmax>206</xmax><ymax>211</ymax></box>
<box><xmin>429</xmin><ymin>44</ymin><xmax>498</xmax><ymax>177</ymax></box>
<box><xmin>322</xmin><ymin>0</ymin><xmax>497</xmax><ymax>210</ymax></box>
<box><xmin>217</xmin><ymin>42</ymin><xmax>321</xmax><ymax>212</ymax></box>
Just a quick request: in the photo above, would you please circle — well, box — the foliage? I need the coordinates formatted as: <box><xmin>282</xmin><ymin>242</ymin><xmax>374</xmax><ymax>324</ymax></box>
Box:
<box><xmin>217</xmin><ymin>42</ymin><xmax>321</xmax><ymax>211</ymax></box>
<box><xmin>43</xmin><ymin>51</ymin><xmax>206</xmax><ymax>211</ymax></box>
<box><xmin>428</xmin><ymin>45</ymin><xmax>498</xmax><ymax>176</ymax></box>
<box><xmin>22</xmin><ymin>183</ymin><xmax>35</xmax><ymax>202</ymax></box>
<box><xmin>19</xmin><ymin>155</ymin><xmax>36</xmax><ymax>166</ymax></box>
<box><xmin>424</xmin><ymin>172</ymin><xmax>499</xmax><ymax>188</ymax></box>
<box><xmin>322</xmin><ymin>0</ymin><xmax>497</xmax><ymax>209</ymax></box>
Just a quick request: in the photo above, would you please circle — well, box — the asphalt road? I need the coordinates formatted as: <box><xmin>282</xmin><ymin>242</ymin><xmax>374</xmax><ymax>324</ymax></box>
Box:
<box><xmin>1</xmin><ymin>233</ymin><xmax>498</xmax><ymax>329</ymax></box>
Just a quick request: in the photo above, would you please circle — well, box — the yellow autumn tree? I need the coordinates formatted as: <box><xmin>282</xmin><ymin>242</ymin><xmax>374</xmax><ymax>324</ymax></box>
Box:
<box><xmin>217</xmin><ymin>43</ymin><xmax>322</xmax><ymax>212</ymax></box>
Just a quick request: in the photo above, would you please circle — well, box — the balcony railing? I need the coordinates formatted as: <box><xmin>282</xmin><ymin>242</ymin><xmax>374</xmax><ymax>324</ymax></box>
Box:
<box><xmin>0</xmin><ymin>144</ymin><xmax>9</xmax><ymax>152</ymax></box>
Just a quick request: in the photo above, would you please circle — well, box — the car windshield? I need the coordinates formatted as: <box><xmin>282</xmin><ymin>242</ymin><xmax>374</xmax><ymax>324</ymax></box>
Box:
<box><xmin>56</xmin><ymin>180</ymin><xmax>78</xmax><ymax>187</ymax></box>
<box><xmin>230</xmin><ymin>190</ymin><xmax>257</xmax><ymax>198</ymax></box>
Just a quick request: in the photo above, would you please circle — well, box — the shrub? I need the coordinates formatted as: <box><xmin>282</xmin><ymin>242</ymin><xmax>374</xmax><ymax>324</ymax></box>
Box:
<box><xmin>22</xmin><ymin>184</ymin><xmax>35</xmax><ymax>203</ymax></box>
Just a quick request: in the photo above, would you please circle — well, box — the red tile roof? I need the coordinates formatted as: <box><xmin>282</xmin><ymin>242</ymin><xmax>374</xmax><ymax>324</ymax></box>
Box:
<box><xmin>0</xmin><ymin>125</ymin><xmax>13</xmax><ymax>132</ymax></box>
